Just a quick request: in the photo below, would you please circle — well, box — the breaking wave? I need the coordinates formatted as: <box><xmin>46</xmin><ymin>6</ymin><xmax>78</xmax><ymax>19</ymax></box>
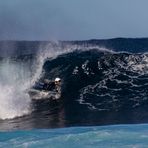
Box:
<box><xmin>0</xmin><ymin>42</ymin><xmax>109</xmax><ymax>120</ymax></box>
<box><xmin>40</xmin><ymin>48</ymin><xmax>148</xmax><ymax>113</ymax></box>
<box><xmin>1</xmin><ymin>39</ymin><xmax>148</xmax><ymax>129</ymax></box>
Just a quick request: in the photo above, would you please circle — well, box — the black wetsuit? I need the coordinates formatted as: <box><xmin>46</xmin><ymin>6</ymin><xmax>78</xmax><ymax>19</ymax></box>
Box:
<box><xmin>43</xmin><ymin>82</ymin><xmax>56</xmax><ymax>91</ymax></box>
<box><xmin>34</xmin><ymin>81</ymin><xmax>56</xmax><ymax>91</ymax></box>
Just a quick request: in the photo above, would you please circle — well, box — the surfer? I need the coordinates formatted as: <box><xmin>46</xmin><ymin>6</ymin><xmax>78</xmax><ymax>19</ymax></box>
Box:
<box><xmin>34</xmin><ymin>77</ymin><xmax>61</xmax><ymax>92</ymax></box>
<box><xmin>43</xmin><ymin>77</ymin><xmax>61</xmax><ymax>93</ymax></box>
<box><xmin>29</xmin><ymin>77</ymin><xmax>62</xmax><ymax>100</ymax></box>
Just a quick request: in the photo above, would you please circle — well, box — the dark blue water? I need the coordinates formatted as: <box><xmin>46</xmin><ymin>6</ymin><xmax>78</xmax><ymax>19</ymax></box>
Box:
<box><xmin>1</xmin><ymin>38</ymin><xmax>148</xmax><ymax>147</ymax></box>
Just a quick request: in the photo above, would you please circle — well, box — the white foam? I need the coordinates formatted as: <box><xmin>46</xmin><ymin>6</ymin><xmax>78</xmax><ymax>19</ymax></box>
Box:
<box><xmin>0</xmin><ymin>60</ymin><xmax>31</xmax><ymax>120</ymax></box>
<box><xmin>0</xmin><ymin>85</ymin><xmax>31</xmax><ymax>120</ymax></box>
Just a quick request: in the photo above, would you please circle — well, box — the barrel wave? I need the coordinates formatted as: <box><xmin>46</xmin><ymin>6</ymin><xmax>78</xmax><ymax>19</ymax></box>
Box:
<box><xmin>0</xmin><ymin>38</ymin><xmax>148</xmax><ymax>130</ymax></box>
<box><xmin>44</xmin><ymin>50</ymin><xmax>148</xmax><ymax>112</ymax></box>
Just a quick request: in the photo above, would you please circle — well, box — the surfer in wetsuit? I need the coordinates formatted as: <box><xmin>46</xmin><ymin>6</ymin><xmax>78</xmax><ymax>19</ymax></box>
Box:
<box><xmin>43</xmin><ymin>77</ymin><xmax>61</xmax><ymax>93</ymax></box>
<box><xmin>29</xmin><ymin>77</ymin><xmax>61</xmax><ymax>100</ymax></box>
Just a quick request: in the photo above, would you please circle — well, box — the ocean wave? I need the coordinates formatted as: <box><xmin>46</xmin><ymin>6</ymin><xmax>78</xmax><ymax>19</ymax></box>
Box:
<box><xmin>1</xmin><ymin>40</ymin><xmax>148</xmax><ymax>129</ymax></box>
<box><xmin>41</xmin><ymin>50</ymin><xmax>148</xmax><ymax>112</ymax></box>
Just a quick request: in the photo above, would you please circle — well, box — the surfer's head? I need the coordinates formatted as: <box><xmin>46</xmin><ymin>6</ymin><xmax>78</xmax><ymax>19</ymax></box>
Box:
<box><xmin>55</xmin><ymin>77</ymin><xmax>61</xmax><ymax>85</ymax></box>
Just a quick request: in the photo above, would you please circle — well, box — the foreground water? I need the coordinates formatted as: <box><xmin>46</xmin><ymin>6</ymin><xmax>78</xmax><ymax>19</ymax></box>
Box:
<box><xmin>1</xmin><ymin>124</ymin><xmax>148</xmax><ymax>148</ymax></box>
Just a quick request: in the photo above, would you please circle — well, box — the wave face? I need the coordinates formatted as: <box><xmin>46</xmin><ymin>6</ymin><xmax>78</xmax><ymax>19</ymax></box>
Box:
<box><xmin>1</xmin><ymin>38</ymin><xmax>148</xmax><ymax>130</ymax></box>
<box><xmin>44</xmin><ymin>50</ymin><xmax>148</xmax><ymax>110</ymax></box>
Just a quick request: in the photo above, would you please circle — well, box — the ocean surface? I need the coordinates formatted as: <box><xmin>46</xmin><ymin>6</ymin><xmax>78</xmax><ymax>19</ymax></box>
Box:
<box><xmin>1</xmin><ymin>124</ymin><xmax>148</xmax><ymax>148</ymax></box>
<box><xmin>1</xmin><ymin>38</ymin><xmax>148</xmax><ymax>147</ymax></box>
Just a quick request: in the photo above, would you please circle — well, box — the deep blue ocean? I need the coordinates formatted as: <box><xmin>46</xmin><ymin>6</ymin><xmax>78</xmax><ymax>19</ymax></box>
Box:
<box><xmin>1</xmin><ymin>38</ymin><xmax>148</xmax><ymax>147</ymax></box>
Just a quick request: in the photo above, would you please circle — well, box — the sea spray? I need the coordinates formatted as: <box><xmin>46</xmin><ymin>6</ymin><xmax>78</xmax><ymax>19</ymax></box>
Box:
<box><xmin>0</xmin><ymin>59</ymin><xmax>31</xmax><ymax>120</ymax></box>
<box><xmin>0</xmin><ymin>85</ymin><xmax>31</xmax><ymax>120</ymax></box>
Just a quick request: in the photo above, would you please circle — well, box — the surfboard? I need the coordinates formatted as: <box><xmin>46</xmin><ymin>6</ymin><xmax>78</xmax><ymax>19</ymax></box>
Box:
<box><xmin>28</xmin><ymin>89</ymin><xmax>61</xmax><ymax>100</ymax></box>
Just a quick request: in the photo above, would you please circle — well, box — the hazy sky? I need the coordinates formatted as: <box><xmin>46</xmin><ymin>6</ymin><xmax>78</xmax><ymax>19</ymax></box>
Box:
<box><xmin>0</xmin><ymin>0</ymin><xmax>148</xmax><ymax>40</ymax></box>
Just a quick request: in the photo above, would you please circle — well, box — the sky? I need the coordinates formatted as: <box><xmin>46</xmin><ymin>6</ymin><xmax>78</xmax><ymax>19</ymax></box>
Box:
<box><xmin>0</xmin><ymin>0</ymin><xmax>148</xmax><ymax>40</ymax></box>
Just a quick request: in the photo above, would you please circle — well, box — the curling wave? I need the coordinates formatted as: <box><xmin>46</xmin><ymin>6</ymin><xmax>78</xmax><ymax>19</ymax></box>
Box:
<box><xmin>1</xmin><ymin>39</ymin><xmax>148</xmax><ymax>129</ymax></box>
<box><xmin>42</xmin><ymin>50</ymin><xmax>148</xmax><ymax>112</ymax></box>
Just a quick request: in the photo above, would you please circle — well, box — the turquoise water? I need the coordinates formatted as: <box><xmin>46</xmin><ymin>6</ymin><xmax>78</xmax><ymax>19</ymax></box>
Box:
<box><xmin>1</xmin><ymin>124</ymin><xmax>148</xmax><ymax>148</ymax></box>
